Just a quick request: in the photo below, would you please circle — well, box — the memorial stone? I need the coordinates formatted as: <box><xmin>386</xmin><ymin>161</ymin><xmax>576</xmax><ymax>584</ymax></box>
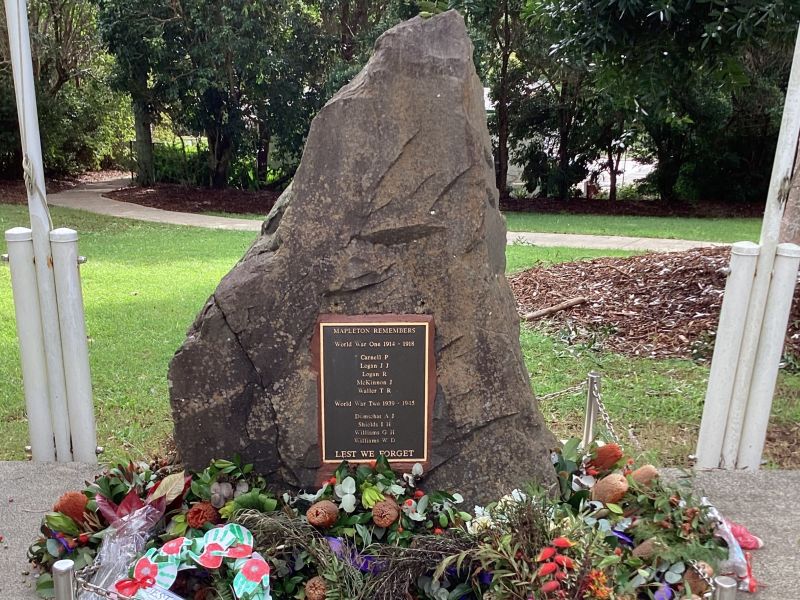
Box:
<box><xmin>169</xmin><ymin>10</ymin><xmax>557</xmax><ymax>505</ymax></box>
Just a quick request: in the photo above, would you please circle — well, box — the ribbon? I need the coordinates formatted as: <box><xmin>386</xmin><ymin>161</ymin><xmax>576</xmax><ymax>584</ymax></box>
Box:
<box><xmin>115</xmin><ymin>575</ymin><xmax>155</xmax><ymax>596</ymax></box>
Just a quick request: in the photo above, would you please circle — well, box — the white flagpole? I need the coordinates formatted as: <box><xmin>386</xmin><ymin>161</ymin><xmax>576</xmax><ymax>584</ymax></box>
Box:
<box><xmin>4</xmin><ymin>0</ymin><xmax>72</xmax><ymax>460</ymax></box>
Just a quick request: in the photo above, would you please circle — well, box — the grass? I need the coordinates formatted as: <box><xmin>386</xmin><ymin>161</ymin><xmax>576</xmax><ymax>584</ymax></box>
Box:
<box><xmin>504</xmin><ymin>212</ymin><xmax>762</xmax><ymax>243</ymax></box>
<box><xmin>0</xmin><ymin>205</ymin><xmax>796</xmax><ymax>466</ymax></box>
<box><xmin>506</xmin><ymin>244</ymin><xmax>637</xmax><ymax>274</ymax></box>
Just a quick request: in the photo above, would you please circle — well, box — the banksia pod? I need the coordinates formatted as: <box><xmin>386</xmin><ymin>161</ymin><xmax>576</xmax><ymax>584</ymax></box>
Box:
<box><xmin>186</xmin><ymin>501</ymin><xmax>220</xmax><ymax>529</ymax></box>
<box><xmin>631</xmin><ymin>464</ymin><xmax>659</xmax><ymax>487</ymax></box>
<box><xmin>372</xmin><ymin>498</ymin><xmax>400</xmax><ymax>528</ymax></box>
<box><xmin>592</xmin><ymin>472</ymin><xmax>629</xmax><ymax>504</ymax></box>
<box><xmin>540</xmin><ymin>580</ymin><xmax>561</xmax><ymax>594</ymax></box>
<box><xmin>53</xmin><ymin>491</ymin><xmax>88</xmax><ymax>524</ymax></box>
<box><xmin>306</xmin><ymin>500</ymin><xmax>339</xmax><ymax>528</ymax></box>
<box><xmin>588</xmin><ymin>443</ymin><xmax>624</xmax><ymax>471</ymax></box>
<box><xmin>305</xmin><ymin>576</ymin><xmax>327</xmax><ymax>600</ymax></box>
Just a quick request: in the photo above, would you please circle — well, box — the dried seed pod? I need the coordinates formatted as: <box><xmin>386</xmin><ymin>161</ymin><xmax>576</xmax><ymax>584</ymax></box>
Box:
<box><xmin>630</xmin><ymin>464</ymin><xmax>659</xmax><ymax>487</ymax></box>
<box><xmin>305</xmin><ymin>576</ymin><xmax>327</xmax><ymax>600</ymax></box>
<box><xmin>53</xmin><ymin>491</ymin><xmax>88</xmax><ymax>524</ymax></box>
<box><xmin>372</xmin><ymin>498</ymin><xmax>400</xmax><ymax>528</ymax></box>
<box><xmin>588</xmin><ymin>443</ymin><xmax>624</xmax><ymax>471</ymax></box>
<box><xmin>591</xmin><ymin>472</ymin><xmax>629</xmax><ymax>504</ymax></box>
<box><xmin>684</xmin><ymin>561</ymin><xmax>713</xmax><ymax>595</ymax></box>
<box><xmin>631</xmin><ymin>538</ymin><xmax>659</xmax><ymax>559</ymax></box>
<box><xmin>306</xmin><ymin>500</ymin><xmax>339</xmax><ymax>528</ymax></box>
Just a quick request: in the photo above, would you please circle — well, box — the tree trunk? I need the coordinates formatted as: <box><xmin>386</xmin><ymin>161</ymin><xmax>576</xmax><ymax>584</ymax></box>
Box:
<box><xmin>607</xmin><ymin>146</ymin><xmax>617</xmax><ymax>202</ymax></box>
<box><xmin>779</xmin><ymin>138</ymin><xmax>800</xmax><ymax>244</ymax></box>
<box><xmin>207</xmin><ymin>128</ymin><xmax>233</xmax><ymax>189</ymax></box>
<box><xmin>495</xmin><ymin>1</ymin><xmax>511</xmax><ymax>197</ymax></box>
<box><xmin>655</xmin><ymin>151</ymin><xmax>681</xmax><ymax>203</ymax></box>
<box><xmin>132</xmin><ymin>98</ymin><xmax>154</xmax><ymax>186</ymax></box>
<box><xmin>340</xmin><ymin>0</ymin><xmax>354</xmax><ymax>61</ymax></box>
<box><xmin>256</xmin><ymin>120</ymin><xmax>271</xmax><ymax>185</ymax></box>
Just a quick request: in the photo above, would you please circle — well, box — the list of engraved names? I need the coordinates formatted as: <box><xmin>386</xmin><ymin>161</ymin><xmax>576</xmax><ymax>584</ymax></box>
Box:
<box><xmin>319</xmin><ymin>321</ymin><xmax>429</xmax><ymax>463</ymax></box>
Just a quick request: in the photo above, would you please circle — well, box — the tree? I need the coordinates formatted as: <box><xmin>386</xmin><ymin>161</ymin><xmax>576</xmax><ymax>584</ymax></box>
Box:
<box><xmin>534</xmin><ymin>0</ymin><xmax>800</xmax><ymax>201</ymax></box>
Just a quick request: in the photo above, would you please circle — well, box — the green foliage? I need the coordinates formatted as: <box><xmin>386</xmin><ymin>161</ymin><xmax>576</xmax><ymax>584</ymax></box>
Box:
<box><xmin>0</xmin><ymin>1</ymin><xmax>132</xmax><ymax>176</ymax></box>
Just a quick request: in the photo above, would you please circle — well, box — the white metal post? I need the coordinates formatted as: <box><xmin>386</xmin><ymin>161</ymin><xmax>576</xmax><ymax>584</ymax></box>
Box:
<box><xmin>695</xmin><ymin>242</ymin><xmax>759</xmax><ymax>469</ymax></box>
<box><xmin>4</xmin><ymin>0</ymin><xmax>72</xmax><ymax>460</ymax></box>
<box><xmin>718</xmin><ymin>28</ymin><xmax>800</xmax><ymax>468</ymax></box>
<box><xmin>52</xmin><ymin>559</ymin><xmax>75</xmax><ymax>600</ymax></box>
<box><xmin>50</xmin><ymin>228</ymin><xmax>97</xmax><ymax>463</ymax></box>
<box><xmin>5</xmin><ymin>227</ymin><xmax>55</xmax><ymax>461</ymax></box>
<box><xmin>737</xmin><ymin>243</ymin><xmax>800</xmax><ymax>469</ymax></box>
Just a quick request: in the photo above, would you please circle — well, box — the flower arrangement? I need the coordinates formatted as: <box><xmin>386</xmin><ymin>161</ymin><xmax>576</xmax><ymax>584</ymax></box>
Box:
<box><xmin>29</xmin><ymin>443</ymin><xmax>760</xmax><ymax>599</ymax></box>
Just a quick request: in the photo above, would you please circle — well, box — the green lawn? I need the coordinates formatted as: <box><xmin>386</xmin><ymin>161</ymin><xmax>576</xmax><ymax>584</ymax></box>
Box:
<box><xmin>504</xmin><ymin>212</ymin><xmax>762</xmax><ymax>243</ymax></box>
<box><xmin>1</xmin><ymin>205</ymin><xmax>795</xmax><ymax>466</ymax></box>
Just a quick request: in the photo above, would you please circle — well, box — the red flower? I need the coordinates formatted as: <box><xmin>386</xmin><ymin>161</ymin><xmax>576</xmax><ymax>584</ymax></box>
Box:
<box><xmin>588</xmin><ymin>443</ymin><xmax>624</xmax><ymax>471</ymax></box>
<box><xmin>224</xmin><ymin>543</ymin><xmax>253</xmax><ymax>559</ymax></box>
<box><xmin>161</xmin><ymin>537</ymin><xmax>188</xmax><ymax>556</ymax></box>
<box><xmin>540</xmin><ymin>580</ymin><xmax>560</xmax><ymax>594</ymax></box>
<box><xmin>187</xmin><ymin>502</ymin><xmax>220</xmax><ymax>529</ymax></box>
<box><xmin>536</xmin><ymin>547</ymin><xmax>557</xmax><ymax>562</ymax></box>
<box><xmin>196</xmin><ymin>542</ymin><xmax>225</xmax><ymax>569</ymax></box>
<box><xmin>133</xmin><ymin>557</ymin><xmax>159</xmax><ymax>582</ymax></box>
<box><xmin>53</xmin><ymin>492</ymin><xmax>88</xmax><ymax>524</ymax></box>
<box><xmin>552</xmin><ymin>537</ymin><xmax>573</xmax><ymax>548</ymax></box>
<box><xmin>240</xmin><ymin>558</ymin><xmax>270</xmax><ymax>583</ymax></box>
<box><xmin>537</xmin><ymin>562</ymin><xmax>558</xmax><ymax>577</ymax></box>
<box><xmin>433</xmin><ymin>528</ymin><xmax>444</xmax><ymax>535</ymax></box>
<box><xmin>554</xmin><ymin>555</ymin><xmax>574</xmax><ymax>569</ymax></box>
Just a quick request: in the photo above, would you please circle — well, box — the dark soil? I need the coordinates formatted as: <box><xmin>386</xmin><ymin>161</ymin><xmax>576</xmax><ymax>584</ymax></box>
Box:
<box><xmin>500</xmin><ymin>196</ymin><xmax>764</xmax><ymax>218</ymax></box>
<box><xmin>0</xmin><ymin>171</ymin><xmax>129</xmax><ymax>205</ymax></box>
<box><xmin>509</xmin><ymin>247</ymin><xmax>800</xmax><ymax>360</ymax></box>
<box><xmin>0</xmin><ymin>178</ymin><xmax>79</xmax><ymax>204</ymax></box>
<box><xmin>107</xmin><ymin>183</ymin><xmax>281</xmax><ymax>216</ymax></box>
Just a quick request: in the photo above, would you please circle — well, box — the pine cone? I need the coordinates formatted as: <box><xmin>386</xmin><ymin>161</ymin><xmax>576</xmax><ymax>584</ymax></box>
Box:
<box><xmin>371</xmin><ymin>498</ymin><xmax>400</xmax><ymax>528</ymax></box>
<box><xmin>306</xmin><ymin>500</ymin><xmax>339</xmax><ymax>528</ymax></box>
<box><xmin>305</xmin><ymin>576</ymin><xmax>327</xmax><ymax>600</ymax></box>
<box><xmin>186</xmin><ymin>501</ymin><xmax>220</xmax><ymax>529</ymax></box>
<box><xmin>53</xmin><ymin>491</ymin><xmax>88</xmax><ymax>524</ymax></box>
<box><xmin>588</xmin><ymin>443</ymin><xmax>624</xmax><ymax>471</ymax></box>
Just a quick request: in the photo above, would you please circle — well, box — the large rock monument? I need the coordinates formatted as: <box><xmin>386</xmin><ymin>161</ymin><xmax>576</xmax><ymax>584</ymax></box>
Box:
<box><xmin>169</xmin><ymin>10</ymin><xmax>557</xmax><ymax>504</ymax></box>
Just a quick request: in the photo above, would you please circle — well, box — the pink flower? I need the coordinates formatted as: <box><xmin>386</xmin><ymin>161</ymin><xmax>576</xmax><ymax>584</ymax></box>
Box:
<box><xmin>240</xmin><ymin>557</ymin><xmax>270</xmax><ymax>583</ymax></box>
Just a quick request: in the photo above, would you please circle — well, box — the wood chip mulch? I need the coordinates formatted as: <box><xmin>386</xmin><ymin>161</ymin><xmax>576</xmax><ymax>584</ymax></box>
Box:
<box><xmin>509</xmin><ymin>247</ymin><xmax>800</xmax><ymax>360</ymax></box>
<box><xmin>106</xmin><ymin>183</ymin><xmax>281</xmax><ymax>216</ymax></box>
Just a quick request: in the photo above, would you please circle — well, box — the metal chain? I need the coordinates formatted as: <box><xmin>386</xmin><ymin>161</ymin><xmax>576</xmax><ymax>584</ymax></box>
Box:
<box><xmin>591</xmin><ymin>378</ymin><xmax>621</xmax><ymax>446</ymax></box>
<box><xmin>73</xmin><ymin>561</ymin><xmax>136</xmax><ymax>600</ymax></box>
<box><xmin>537</xmin><ymin>380</ymin><xmax>586</xmax><ymax>402</ymax></box>
<box><xmin>690</xmin><ymin>559</ymin><xmax>717</xmax><ymax>597</ymax></box>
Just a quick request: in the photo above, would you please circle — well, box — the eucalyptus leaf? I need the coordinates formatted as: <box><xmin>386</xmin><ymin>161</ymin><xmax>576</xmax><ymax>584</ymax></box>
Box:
<box><xmin>341</xmin><ymin>494</ymin><xmax>357</xmax><ymax>513</ymax></box>
<box><xmin>341</xmin><ymin>477</ymin><xmax>356</xmax><ymax>495</ymax></box>
<box><xmin>665</xmin><ymin>571</ymin><xmax>682</xmax><ymax>584</ymax></box>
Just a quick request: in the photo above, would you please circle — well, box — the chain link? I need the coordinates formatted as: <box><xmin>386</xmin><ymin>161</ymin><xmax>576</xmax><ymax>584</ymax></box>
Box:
<box><xmin>590</xmin><ymin>378</ymin><xmax>621</xmax><ymax>446</ymax></box>
<box><xmin>689</xmin><ymin>559</ymin><xmax>717</xmax><ymax>597</ymax></box>
<box><xmin>73</xmin><ymin>561</ymin><xmax>136</xmax><ymax>600</ymax></box>
<box><xmin>537</xmin><ymin>380</ymin><xmax>586</xmax><ymax>402</ymax></box>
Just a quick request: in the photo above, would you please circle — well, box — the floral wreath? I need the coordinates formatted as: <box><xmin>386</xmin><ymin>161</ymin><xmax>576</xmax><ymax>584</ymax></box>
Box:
<box><xmin>114</xmin><ymin>524</ymin><xmax>271</xmax><ymax>600</ymax></box>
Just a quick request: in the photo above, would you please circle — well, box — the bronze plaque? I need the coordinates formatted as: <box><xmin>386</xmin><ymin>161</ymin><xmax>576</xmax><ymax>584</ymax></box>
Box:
<box><xmin>316</xmin><ymin>315</ymin><xmax>434</xmax><ymax>466</ymax></box>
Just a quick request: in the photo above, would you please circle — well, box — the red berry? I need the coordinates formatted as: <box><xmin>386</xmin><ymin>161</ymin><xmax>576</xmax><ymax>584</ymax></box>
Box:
<box><xmin>404</xmin><ymin>499</ymin><xmax>414</xmax><ymax>507</ymax></box>
<box><xmin>414</xmin><ymin>490</ymin><xmax>425</xmax><ymax>499</ymax></box>
<box><xmin>614</xmin><ymin>547</ymin><xmax>622</xmax><ymax>556</ymax></box>
<box><xmin>433</xmin><ymin>527</ymin><xmax>444</xmax><ymax>535</ymax></box>
<box><xmin>328</xmin><ymin>477</ymin><xmax>337</xmax><ymax>485</ymax></box>
<box><xmin>551</xmin><ymin>537</ymin><xmax>573</xmax><ymax>548</ymax></box>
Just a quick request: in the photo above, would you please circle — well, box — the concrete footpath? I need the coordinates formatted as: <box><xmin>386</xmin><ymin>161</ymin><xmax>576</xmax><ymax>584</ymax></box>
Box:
<box><xmin>0</xmin><ymin>462</ymin><xmax>796</xmax><ymax>599</ymax></box>
<box><xmin>46</xmin><ymin>180</ymin><xmax>723</xmax><ymax>252</ymax></box>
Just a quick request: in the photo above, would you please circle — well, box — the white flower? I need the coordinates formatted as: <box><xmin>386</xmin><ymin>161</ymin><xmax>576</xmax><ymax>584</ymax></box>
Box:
<box><xmin>467</xmin><ymin>514</ymin><xmax>494</xmax><ymax>534</ymax></box>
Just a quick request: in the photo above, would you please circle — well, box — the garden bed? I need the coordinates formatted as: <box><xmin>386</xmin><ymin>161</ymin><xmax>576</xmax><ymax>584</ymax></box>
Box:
<box><xmin>107</xmin><ymin>184</ymin><xmax>281</xmax><ymax>217</ymax></box>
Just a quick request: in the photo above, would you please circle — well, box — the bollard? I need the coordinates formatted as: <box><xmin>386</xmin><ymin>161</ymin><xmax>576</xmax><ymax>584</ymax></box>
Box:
<box><xmin>50</xmin><ymin>228</ymin><xmax>97</xmax><ymax>463</ymax></box>
<box><xmin>737</xmin><ymin>242</ymin><xmax>800</xmax><ymax>469</ymax></box>
<box><xmin>52</xmin><ymin>559</ymin><xmax>75</xmax><ymax>600</ymax></box>
<box><xmin>581</xmin><ymin>372</ymin><xmax>600</xmax><ymax>448</ymax></box>
<box><xmin>5</xmin><ymin>227</ymin><xmax>55</xmax><ymax>461</ymax></box>
<box><xmin>695</xmin><ymin>242</ymin><xmax>759</xmax><ymax>469</ymax></box>
<box><xmin>713</xmin><ymin>575</ymin><xmax>738</xmax><ymax>600</ymax></box>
